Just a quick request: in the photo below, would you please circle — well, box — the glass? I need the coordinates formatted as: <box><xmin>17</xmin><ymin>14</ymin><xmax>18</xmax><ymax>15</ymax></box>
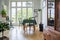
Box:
<box><xmin>48</xmin><ymin>2</ymin><xmax>54</xmax><ymax>19</ymax></box>
<box><xmin>17</xmin><ymin>8</ymin><xmax>21</xmax><ymax>23</ymax></box>
<box><xmin>27</xmin><ymin>2</ymin><xmax>32</xmax><ymax>7</ymax></box>
<box><xmin>48</xmin><ymin>2</ymin><xmax>54</xmax><ymax>8</ymax></box>
<box><xmin>52</xmin><ymin>2</ymin><xmax>54</xmax><ymax>8</ymax></box>
<box><xmin>17</xmin><ymin>2</ymin><xmax>21</xmax><ymax>7</ymax></box>
<box><xmin>17</xmin><ymin>8</ymin><xmax>21</xmax><ymax>18</ymax></box>
<box><xmin>22</xmin><ymin>2</ymin><xmax>26</xmax><ymax>7</ymax></box>
<box><xmin>48</xmin><ymin>2</ymin><xmax>51</xmax><ymax>8</ymax></box>
<box><xmin>11</xmin><ymin>2</ymin><xmax>16</xmax><ymax>7</ymax></box>
<box><xmin>48</xmin><ymin>1</ymin><xmax>55</xmax><ymax>26</ymax></box>
<box><xmin>51</xmin><ymin>8</ymin><xmax>54</xmax><ymax>18</ymax></box>
<box><xmin>11</xmin><ymin>8</ymin><xmax>16</xmax><ymax>24</ymax></box>
<box><xmin>28</xmin><ymin>8</ymin><xmax>32</xmax><ymax>18</ymax></box>
<box><xmin>22</xmin><ymin>8</ymin><xmax>26</xmax><ymax>20</ymax></box>
<box><xmin>48</xmin><ymin>9</ymin><xmax>51</xmax><ymax>18</ymax></box>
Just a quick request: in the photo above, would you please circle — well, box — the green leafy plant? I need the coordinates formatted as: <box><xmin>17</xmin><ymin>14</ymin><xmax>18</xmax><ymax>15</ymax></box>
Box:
<box><xmin>0</xmin><ymin>22</ymin><xmax>9</xmax><ymax>40</ymax></box>
<box><xmin>1</xmin><ymin>9</ymin><xmax>6</xmax><ymax>17</ymax></box>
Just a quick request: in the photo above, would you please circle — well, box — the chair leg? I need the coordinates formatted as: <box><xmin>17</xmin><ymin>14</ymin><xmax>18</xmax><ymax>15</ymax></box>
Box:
<box><xmin>23</xmin><ymin>25</ymin><xmax>25</xmax><ymax>31</ymax></box>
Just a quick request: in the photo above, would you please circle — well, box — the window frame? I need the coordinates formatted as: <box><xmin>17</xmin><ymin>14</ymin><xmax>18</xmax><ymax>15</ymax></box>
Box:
<box><xmin>10</xmin><ymin>1</ymin><xmax>33</xmax><ymax>25</ymax></box>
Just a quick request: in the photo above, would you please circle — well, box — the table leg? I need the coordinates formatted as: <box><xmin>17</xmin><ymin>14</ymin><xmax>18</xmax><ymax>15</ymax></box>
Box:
<box><xmin>33</xmin><ymin>25</ymin><xmax>35</xmax><ymax>32</ymax></box>
<box><xmin>29</xmin><ymin>26</ymin><xmax>31</xmax><ymax>31</ymax></box>
<box><xmin>23</xmin><ymin>25</ymin><xmax>25</xmax><ymax>31</ymax></box>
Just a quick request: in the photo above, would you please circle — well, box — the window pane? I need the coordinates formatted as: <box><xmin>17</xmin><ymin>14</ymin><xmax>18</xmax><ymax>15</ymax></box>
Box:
<box><xmin>51</xmin><ymin>8</ymin><xmax>54</xmax><ymax>18</ymax></box>
<box><xmin>52</xmin><ymin>2</ymin><xmax>54</xmax><ymax>8</ymax></box>
<box><xmin>11</xmin><ymin>2</ymin><xmax>16</xmax><ymax>7</ymax></box>
<box><xmin>17</xmin><ymin>2</ymin><xmax>21</xmax><ymax>7</ymax></box>
<box><xmin>11</xmin><ymin>8</ymin><xmax>16</xmax><ymax>23</ymax></box>
<box><xmin>48</xmin><ymin>8</ymin><xmax>54</xmax><ymax>18</ymax></box>
<box><xmin>48</xmin><ymin>2</ymin><xmax>50</xmax><ymax>8</ymax></box>
<box><xmin>22</xmin><ymin>2</ymin><xmax>26</xmax><ymax>7</ymax></box>
<box><xmin>17</xmin><ymin>8</ymin><xmax>21</xmax><ymax>23</ymax></box>
<box><xmin>48</xmin><ymin>2</ymin><xmax>54</xmax><ymax>8</ymax></box>
<box><xmin>22</xmin><ymin>8</ymin><xmax>26</xmax><ymax>19</ymax></box>
<box><xmin>28</xmin><ymin>8</ymin><xmax>32</xmax><ymax>18</ymax></box>
<box><xmin>48</xmin><ymin>9</ymin><xmax>50</xmax><ymax>18</ymax></box>
<box><xmin>27</xmin><ymin>2</ymin><xmax>32</xmax><ymax>7</ymax></box>
<box><xmin>17</xmin><ymin>8</ymin><xmax>21</xmax><ymax>19</ymax></box>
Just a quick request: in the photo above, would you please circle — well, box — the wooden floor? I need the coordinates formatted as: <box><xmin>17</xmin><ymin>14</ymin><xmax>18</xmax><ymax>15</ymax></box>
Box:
<box><xmin>0</xmin><ymin>26</ymin><xmax>44</xmax><ymax>40</ymax></box>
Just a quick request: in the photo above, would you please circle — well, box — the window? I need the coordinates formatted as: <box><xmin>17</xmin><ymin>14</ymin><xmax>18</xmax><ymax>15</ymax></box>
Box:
<box><xmin>22</xmin><ymin>2</ymin><xmax>26</xmax><ymax>7</ymax></box>
<box><xmin>22</xmin><ymin>8</ymin><xmax>26</xmax><ymax>19</ymax></box>
<box><xmin>11</xmin><ymin>2</ymin><xmax>16</xmax><ymax>7</ymax></box>
<box><xmin>48</xmin><ymin>2</ymin><xmax>55</xmax><ymax>18</ymax></box>
<box><xmin>17</xmin><ymin>2</ymin><xmax>21</xmax><ymax>7</ymax></box>
<box><xmin>11</xmin><ymin>8</ymin><xmax>16</xmax><ymax>23</ymax></box>
<box><xmin>47</xmin><ymin>1</ymin><xmax>55</xmax><ymax>26</ymax></box>
<box><xmin>28</xmin><ymin>8</ymin><xmax>32</xmax><ymax>18</ymax></box>
<box><xmin>10</xmin><ymin>1</ymin><xmax>33</xmax><ymax>25</ymax></box>
<box><xmin>27</xmin><ymin>2</ymin><xmax>32</xmax><ymax>7</ymax></box>
<box><xmin>17</xmin><ymin>8</ymin><xmax>21</xmax><ymax>18</ymax></box>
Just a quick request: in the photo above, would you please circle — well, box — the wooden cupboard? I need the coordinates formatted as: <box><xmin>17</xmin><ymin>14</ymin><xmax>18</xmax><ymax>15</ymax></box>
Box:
<box><xmin>43</xmin><ymin>27</ymin><xmax>60</xmax><ymax>40</ymax></box>
<box><xmin>55</xmin><ymin>0</ymin><xmax>60</xmax><ymax>32</ymax></box>
<box><xmin>43</xmin><ymin>0</ymin><xmax>60</xmax><ymax>40</ymax></box>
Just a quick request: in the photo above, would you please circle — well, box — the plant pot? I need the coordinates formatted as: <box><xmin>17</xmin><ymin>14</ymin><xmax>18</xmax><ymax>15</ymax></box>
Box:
<box><xmin>2</xmin><ymin>14</ymin><xmax>6</xmax><ymax>17</ymax></box>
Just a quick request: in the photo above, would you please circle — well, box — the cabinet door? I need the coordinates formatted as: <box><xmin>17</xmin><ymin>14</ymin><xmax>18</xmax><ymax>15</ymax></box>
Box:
<box><xmin>55</xmin><ymin>0</ymin><xmax>60</xmax><ymax>32</ymax></box>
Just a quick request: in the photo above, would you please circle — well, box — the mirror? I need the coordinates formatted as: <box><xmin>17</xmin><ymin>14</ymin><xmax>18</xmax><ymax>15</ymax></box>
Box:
<box><xmin>47</xmin><ymin>0</ymin><xmax>55</xmax><ymax>26</ymax></box>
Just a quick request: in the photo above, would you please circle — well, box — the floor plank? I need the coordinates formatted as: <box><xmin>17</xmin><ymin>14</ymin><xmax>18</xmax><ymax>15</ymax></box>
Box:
<box><xmin>0</xmin><ymin>26</ymin><xmax>44</xmax><ymax>40</ymax></box>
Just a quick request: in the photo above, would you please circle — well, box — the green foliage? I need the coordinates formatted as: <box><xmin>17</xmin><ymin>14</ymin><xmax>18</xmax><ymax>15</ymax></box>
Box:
<box><xmin>0</xmin><ymin>22</ymin><xmax>9</xmax><ymax>32</ymax></box>
<box><xmin>1</xmin><ymin>9</ymin><xmax>6</xmax><ymax>16</ymax></box>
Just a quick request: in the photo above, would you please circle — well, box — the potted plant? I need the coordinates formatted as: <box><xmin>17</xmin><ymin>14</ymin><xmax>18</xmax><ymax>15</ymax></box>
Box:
<box><xmin>0</xmin><ymin>22</ymin><xmax>9</xmax><ymax>40</ymax></box>
<box><xmin>1</xmin><ymin>9</ymin><xmax>6</xmax><ymax>17</ymax></box>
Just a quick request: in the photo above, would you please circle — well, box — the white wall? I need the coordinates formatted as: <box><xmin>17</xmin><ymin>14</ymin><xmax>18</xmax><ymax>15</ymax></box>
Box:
<box><xmin>2</xmin><ymin>0</ymin><xmax>9</xmax><ymax>16</ymax></box>
<box><xmin>0</xmin><ymin>0</ymin><xmax>2</xmax><ymax>20</ymax></box>
<box><xmin>41</xmin><ymin>0</ymin><xmax>47</xmax><ymax>28</ymax></box>
<box><xmin>42</xmin><ymin>7</ymin><xmax>47</xmax><ymax>28</ymax></box>
<box><xmin>0</xmin><ymin>0</ymin><xmax>9</xmax><ymax>21</ymax></box>
<box><xmin>0</xmin><ymin>0</ymin><xmax>9</xmax><ymax>15</ymax></box>
<box><xmin>0</xmin><ymin>0</ymin><xmax>1</xmax><ymax>10</ymax></box>
<box><xmin>33</xmin><ymin>0</ymin><xmax>42</xmax><ymax>25</ymax></box>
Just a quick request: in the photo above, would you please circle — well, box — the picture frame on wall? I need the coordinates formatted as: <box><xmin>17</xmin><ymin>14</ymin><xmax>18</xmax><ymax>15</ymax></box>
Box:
<box><xmin>42</xmin><ymin>0</ymin><xmax>46</xmax><ymax>8</ymax></box>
